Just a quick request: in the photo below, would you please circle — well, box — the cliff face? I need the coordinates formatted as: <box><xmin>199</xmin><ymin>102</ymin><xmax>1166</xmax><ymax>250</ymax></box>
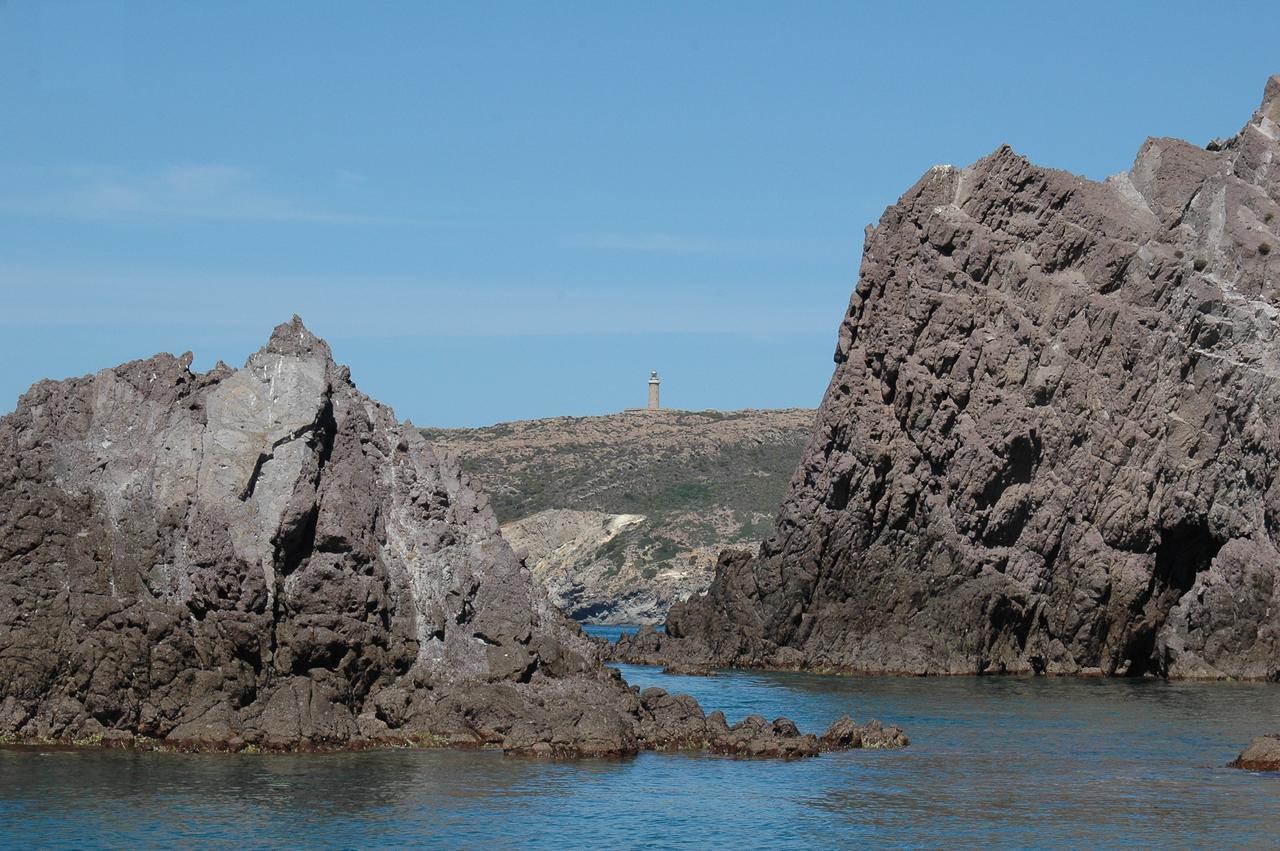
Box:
<box><xmin>500</xmin><ymin>508</ymin><xmax>706</xmax><ymax>625</ymax></box>
<box><xmin>421</xmin><ymin>409</ymin><xmax>814</xmax><ymax>623</ymax></box>
<box><xmin>648</xmin><ymin>78</ymin><xmax>1280</xmax><ymax>680</ymax></box>
<box><xmin>0</xmin><ymin>318</ymin><xmax>884</xmax><ymax>755</ymax></box>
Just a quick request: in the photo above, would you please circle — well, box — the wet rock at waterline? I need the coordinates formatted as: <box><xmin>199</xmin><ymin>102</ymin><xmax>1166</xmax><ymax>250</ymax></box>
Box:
<box><xmin>819</xmin><ymin>714</ymin><xmax>911</xmax><ymax>750</ymax></box>
<box><xmin>0</xmin><ymin>316</ymin><xmax>900</xmax><ymax>758</ymax></box>
<box><xmin>1231</xmin><ymin>734</ymin><xmax>1280</xmax><ymax>771</ymax></box>
<box><xmin>632</xmin><ymin>77</ymin><xmax>1280</xmax><ymax>680</ymax></box>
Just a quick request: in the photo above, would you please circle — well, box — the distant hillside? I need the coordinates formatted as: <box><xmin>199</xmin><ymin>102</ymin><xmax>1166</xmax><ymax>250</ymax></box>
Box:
<box><xmin>419</xmin><ymin>408</ymin><xmax>815</xmax><ymax>623</ymax></box>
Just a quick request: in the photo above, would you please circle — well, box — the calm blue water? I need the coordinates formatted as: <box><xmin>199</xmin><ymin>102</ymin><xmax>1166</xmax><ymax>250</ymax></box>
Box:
<box><xmin>1</xmin><ymin>625</ymin><xmax>1276</xmax><ymax>848</ymax></box>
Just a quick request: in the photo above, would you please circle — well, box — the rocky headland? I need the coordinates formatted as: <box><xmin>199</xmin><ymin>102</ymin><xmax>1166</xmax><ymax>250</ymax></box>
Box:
<box><xmin>421</xmin><ymin>409</ymin><xmax>814</xmax><ymax>623</ymax></box>
<box><xmin>0</xmin><ymin>317</ymin><xmax>900</xmax><ymax>758</ymax></box>
<box><xmin>619</xmin><ymin>77</ymin><xmax>1280</xmax><ymax>682</ymax></box>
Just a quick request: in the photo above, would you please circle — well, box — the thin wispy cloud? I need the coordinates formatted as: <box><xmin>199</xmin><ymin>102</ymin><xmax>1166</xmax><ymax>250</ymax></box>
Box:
<box><xmin>0</xmin><ymin>164</ymin><xmax>435</xmax><ymax>227</ymax></box>
<box><xmin>567</xmin><ymin>231</ymin><xmax>854</xmax><ymax>257</ymax></box>
<box><xmin>0</xmin><ymin>261</ymin><xmax>837</xmax><ymax>338</ymax></box>
<box><xmin>569</xmin><ymin>232</ymin><xmax>742</xmax><ymax>253</ymax></box>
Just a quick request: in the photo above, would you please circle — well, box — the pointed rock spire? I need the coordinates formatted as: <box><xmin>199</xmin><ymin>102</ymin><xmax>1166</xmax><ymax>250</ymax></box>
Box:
<box><xmin>1257</xmin><ymin>74</ymin><xmax>1280</xmax><ymax>126</ymax></box>
<box><xmin>259</xmin><ymin>314</ymin><xmax>333</xmax><ymax>362</ymax></box>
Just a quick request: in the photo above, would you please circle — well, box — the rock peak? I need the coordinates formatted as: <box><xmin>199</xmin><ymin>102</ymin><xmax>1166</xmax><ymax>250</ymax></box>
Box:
<box><xmin>259</xmin><ymin>314</ymin><xmax>333</xmax><ymax>362</ymax></box>
<box><xmin>1258</xmin><ymin>74</ymin><xmax>1280</xmax><ymax>125</ymax></box>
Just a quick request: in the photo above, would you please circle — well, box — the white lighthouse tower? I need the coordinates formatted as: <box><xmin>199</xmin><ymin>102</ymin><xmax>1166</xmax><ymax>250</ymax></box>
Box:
<box><xmin>647</xmin><ymin>371</ymin><xmax>661</xmax><ymax>410</ymax></box>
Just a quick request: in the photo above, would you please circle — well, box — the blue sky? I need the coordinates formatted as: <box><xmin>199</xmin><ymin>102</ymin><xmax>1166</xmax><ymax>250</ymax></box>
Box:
<box><xmin>1</xmin><ymin>2</ymin><xmax>1277</xmax><ymax>426</ymax></box>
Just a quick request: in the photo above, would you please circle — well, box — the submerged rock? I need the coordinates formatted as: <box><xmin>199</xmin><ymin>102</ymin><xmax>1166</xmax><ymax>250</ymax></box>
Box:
<box><xmin>0</xmin><ymin>317</ymin><xmax>896</xmax><ymax>757</ymax></box>
<box><xmin>1231</xmin><ymin>734</ymin><xmax>1280</xmax><ymax>771</ymax></box>
<box><xmin>633</xmin><ymin>77</ymin><xmax>1280</xmax><ymax>680</ymax></box>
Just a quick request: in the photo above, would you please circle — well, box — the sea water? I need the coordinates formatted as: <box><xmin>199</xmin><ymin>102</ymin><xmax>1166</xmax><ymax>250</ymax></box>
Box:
<box><xmin>1</xmin><ymin>624</ymin><xmax>1277</xmax><ymax>848</ymax></box>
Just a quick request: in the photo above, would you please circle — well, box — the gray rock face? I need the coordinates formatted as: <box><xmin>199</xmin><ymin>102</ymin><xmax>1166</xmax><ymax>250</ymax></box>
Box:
<box><xmin>641</xmin><ymin>77</ymin><xmax>1280</xmax><ymax>680</ymax></box>
<box><xmin>0</xmin><ymin>317</ymin><xmax>893</xmax><ymax>756</ymax></box>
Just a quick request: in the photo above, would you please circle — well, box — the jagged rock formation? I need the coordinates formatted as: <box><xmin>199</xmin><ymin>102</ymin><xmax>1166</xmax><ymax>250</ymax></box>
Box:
<box><xmin>625</xmin><ymin>77</ymin><xmax>1280</xmax><ymax>680</ymax></box>
<box><xmin>0</xmin><ymin>317</ymin><xmax>895</xmax><ymax>756</ymax></box>
<box><xmin>421</xmin><ymin>409</ymin><xmax>814</xmax><ymax>623</ymax></box>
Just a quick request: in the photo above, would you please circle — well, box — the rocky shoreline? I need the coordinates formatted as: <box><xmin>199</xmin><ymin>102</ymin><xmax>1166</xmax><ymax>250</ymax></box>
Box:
<box><xmin>0</xmin><ymin>699</ymin><xmax>907</xmax><ymax>760</ymax></box>
<box><xmin>609</xmin><ymin>623</ymin><xmax>1280</xmax><ymax>682</ymax></box>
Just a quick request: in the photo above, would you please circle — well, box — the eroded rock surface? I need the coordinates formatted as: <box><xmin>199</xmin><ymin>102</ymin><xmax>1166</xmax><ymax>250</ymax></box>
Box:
<box><xmin>631</xmin><ymin>77</ymin><xmax>1280</xmax><ymax>680</ymax></box>
<box><xmin>0</xmin><ymin>317</ymin><xmax>894</xmax><ymax>757</ymax></box>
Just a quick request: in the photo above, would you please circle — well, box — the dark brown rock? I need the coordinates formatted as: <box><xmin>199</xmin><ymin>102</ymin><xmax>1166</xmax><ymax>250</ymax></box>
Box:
<box><xmin>636</xmin><ymin>687</ymin><xmax>710</xmax><ymax>749</ymax></box>
<box><xmin>707</xmin><ymin>714</ymin><xmax>819</xmax><ymax>759</ymax></box>
<box><xmin>613</xmin><ymin>624</ymin><xmax>671</xmax><ymax>665</ymax></box>
<box><xmin>1231</xmin><ymin>733</ymin><xmax>1280</xmax><ymax>771</ymax></box>
<box><xmin>819</xmin><ymin>715</ymin><xmax>910</xmax><ymax>750</ymax></box>
<box><xmin>0</xmin><ymin>317</ymin><xmax>901</xmax><ymax>758</ymax></box>
<box><xmin>644</xmin><ymin>77</ymin><xmax>1280</xmax><ymax>680</ymax></box>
